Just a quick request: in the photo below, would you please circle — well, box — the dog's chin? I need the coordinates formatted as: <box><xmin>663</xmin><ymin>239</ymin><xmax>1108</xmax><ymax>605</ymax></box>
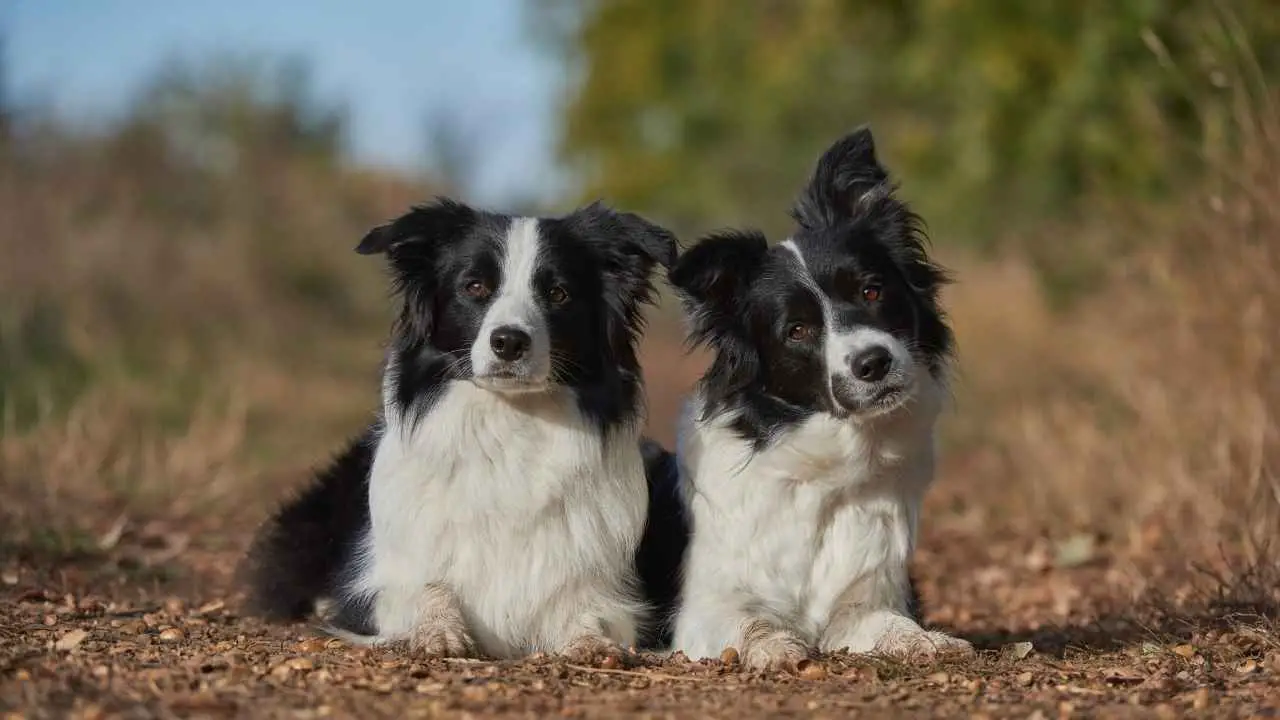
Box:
<box><xmin>832</xmin><ymin>384</ymin><xmax>914</xmax><ymax>421</ymax></box>
<box><xmin>471</xmin><ymin>374</ymin><xmax>551</xmax><ymax>395</ymax></box>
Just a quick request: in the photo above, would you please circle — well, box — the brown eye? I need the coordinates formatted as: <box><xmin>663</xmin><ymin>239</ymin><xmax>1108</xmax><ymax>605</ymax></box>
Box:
<box><xmin>465</xmin><ymin>281</ymin><xmax>491</xmax><ymax>299</ymax></box>
<box><xmin>862</xmin><ymin>284</ymin><xmax>883</xmax><ymax>302</ymax></box>
<box><xmin>548</xmin><ymin>286</ymin><xmax>569</xmax><ymax>305</ymax></box>
<box><xmin>787</xmin><ymin>323</ymin><xmax>811</xmax><ymax>342</ymax></box>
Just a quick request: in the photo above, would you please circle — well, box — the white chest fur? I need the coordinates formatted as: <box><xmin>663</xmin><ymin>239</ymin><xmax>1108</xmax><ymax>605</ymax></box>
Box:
<box><xmin>350</xmin><ymin>381</ymin><xmax>647</xmax><ymax>659</ymax></box>
<box><xmin>671</xmin><ymin>381</ymin><xmax>958</xmax><ymax>663</ymax></box>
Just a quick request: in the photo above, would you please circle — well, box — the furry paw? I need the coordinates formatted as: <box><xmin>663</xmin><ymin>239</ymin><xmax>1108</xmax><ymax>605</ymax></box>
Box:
<box><xmin>560</xmin><ymin>634</ymin><xmax>626</xmax><ymax>665</ymax></box>
<box><xmin>408</xmin><ymin>619</ymin><xmax>475</xmax><ymax>658</ymax></box>
<box><xmin>875</xmin><ymin>629</ymin><xmax>974</xmax><ymax>661</ymax></box>
<box><xmin>741</xmin><ymin>632</ymin><xmax>810</xmax><ymax>671</ymax></box>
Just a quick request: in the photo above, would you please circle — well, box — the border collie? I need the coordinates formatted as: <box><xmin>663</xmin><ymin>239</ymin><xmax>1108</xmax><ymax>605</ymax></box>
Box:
<box><xmin>665</xmin><ymin>128</ymin><xmax>973</xmax><ymax>669</ymax></box>
<box><xmin>243</xmin><ymin>199</ymin><xmax>677</xmax><ymax>660</ymax></box>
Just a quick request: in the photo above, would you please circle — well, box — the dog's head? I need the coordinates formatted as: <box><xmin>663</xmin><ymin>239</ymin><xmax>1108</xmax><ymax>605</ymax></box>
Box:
<box><xmin>670</xmin><ymin>128</ymin><xmax>952</xmax><ymax>433</ymax></box>
<box><xmin>359</xmin><ymin>199</ymin><xmax>676</xmax><ymax>417</ymax></box>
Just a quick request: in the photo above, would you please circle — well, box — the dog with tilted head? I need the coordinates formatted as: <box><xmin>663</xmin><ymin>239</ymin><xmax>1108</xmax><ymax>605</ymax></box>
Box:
<box><xmin>242</xmin><ymin>198</ymin><xmax>680</xmax><ymax>661</ymax></box>
<box><xmin>661</xmin><ymin>128</ymin><xmax>973</xmax><ymax>669</ymax></box>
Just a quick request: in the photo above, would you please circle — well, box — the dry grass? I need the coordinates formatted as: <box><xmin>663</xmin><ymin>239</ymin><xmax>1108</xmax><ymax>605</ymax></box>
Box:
<box><xmin>3</xmin><ymin>25</ymin><xmax>1280</xmax><ymax>716</ymax></box>
<box><xmin>937</xmin><ymin>66</ymin><xmax>1280</xmax><ymax>576</ymax></box>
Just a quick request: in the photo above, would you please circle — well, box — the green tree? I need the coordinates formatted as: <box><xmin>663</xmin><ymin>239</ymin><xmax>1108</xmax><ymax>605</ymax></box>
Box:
<box><xmin>538</xmin><ymin>0</ymin><xmax>1280</xmax><ymax>245</ymax></box>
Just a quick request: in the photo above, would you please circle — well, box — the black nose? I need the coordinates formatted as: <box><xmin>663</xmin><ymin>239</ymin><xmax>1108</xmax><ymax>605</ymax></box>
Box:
<box><xmin>851</xmin><ymin>346</ymin><xmax>893</xmax><ymax>382</ymax></box>
<box><xmin>489</xmin><ymin>326</ymin><xmax>531</xmax><ymax>362</ymax></box>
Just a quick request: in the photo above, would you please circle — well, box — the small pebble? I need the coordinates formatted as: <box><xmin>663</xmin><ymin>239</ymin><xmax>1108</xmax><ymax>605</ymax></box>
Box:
<box><xmin>158</xmin><ymin>628</ymin><xmax>185</xmax><ymax>643</ymax></box>
<box><xmin>719</xmin><ymin>647</ymin><xmax>740</xmax><ymax>666</ymax></box>
<box><xmin>798</xmin><ymin>661</ymin><xmax>828</xmax><ymax>680</ymax></box>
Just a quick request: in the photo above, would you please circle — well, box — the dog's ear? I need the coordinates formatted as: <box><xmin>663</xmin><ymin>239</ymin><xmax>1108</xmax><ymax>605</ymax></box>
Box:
<box><xmin>669</xmin><ymin>230</ymin><xmax>769</xmax><ymax>406</ymax></box>
<box><xmin>571</xmin><ymin>202</ymin><xmax>679</xmax><ymax>311</ymax></box>
<box><xmin>356</xmin><ymin>198</ymin><xmax>476</xmax><ymax>256</ymax></box>
<box><xmin>668</xmin><ymin>230</ymin><xmax>768</xmax><ymax>329</ymax></box>
<box><xmin>792</xmin><ymin>126</ymin><xmax>890</xmax><ymax>229</ymax></box>
<box><xmin>357</xmin><ymin>198</ymin><xmax>477</xmax><ymax>341</ymax></box>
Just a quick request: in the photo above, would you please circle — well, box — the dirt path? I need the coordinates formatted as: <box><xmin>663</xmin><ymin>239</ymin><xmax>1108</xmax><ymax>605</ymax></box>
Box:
<box><xmin>3</xmin><ymin>490</ymin><xmax>1278</xmax><ymax>720</ymax></box>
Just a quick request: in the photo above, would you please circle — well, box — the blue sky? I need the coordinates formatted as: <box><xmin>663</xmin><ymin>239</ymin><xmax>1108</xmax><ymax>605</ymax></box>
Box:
<box><xmin>4</xmin><ymin>0</ymin><xmax>566</xmax><ymax>204</ymax></box>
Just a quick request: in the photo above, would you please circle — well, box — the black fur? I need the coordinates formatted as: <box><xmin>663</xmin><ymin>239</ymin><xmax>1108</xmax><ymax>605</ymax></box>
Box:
<box><xmin>635</xmin><ymin>437</ymin><xmax>688</xmax><ymax>647</ymax></box>
<box><xmin>669</xmin><ymin>126</ymin><xmax>953</xmax><ymax>449</ymax></box>
<box><xmin>242</xmin><ymin>198</ymin><xmax>677</xmax><ymax>631</ymax></box>
<box><xmin>241</xmin><ymin>431</ymin><xmax>375</xmax><ymax>627</ymax></box>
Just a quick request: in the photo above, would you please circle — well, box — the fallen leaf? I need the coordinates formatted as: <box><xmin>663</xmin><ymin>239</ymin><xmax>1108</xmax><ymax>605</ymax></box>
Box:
<box><xmin>1171</xmin><ymin>644</ymin><xmax>1196</xmax><ymax>659</ymax></box>
<box><xmin>798</xmin><ymin>662</ymin><xmax>828</xmax><ymax>681</ymax></box>
<box><xmin>1054</xmin><ymin>533</ymin><xmax>1096</xmax><ymax>568</ymax></box>
<box><xmin>55</xmin><ymin>629</ymin><xmax>88</xmax><ymax>651</ymax></box>
<box><xmin>1236</xmin><ymin>659</ymin><xmax>1258</xmax><ymax>674</ymax></box>
<box><xmin>97</xmin><ymin>515</ymin><xmax>128</xmax><ymax>550</ymax></box>
<box><xmin>1003</xmin><ymin>641</ymin><xmax>1035</xmax><ymax>660</ymax></box>
<box><xmin>194</xmin><ymin>599</ymin><xmax>225</xmax><ymax>615</ymax></box>
<box><xmin>1103</xmin><ymin>667</ymin><xmax>1144</xmax><ymax>685</ymax></box>
<box><xmin>1192</xmin><ymin>688</ymin><xmax>1213</xmax><ymax>709</ymax></box>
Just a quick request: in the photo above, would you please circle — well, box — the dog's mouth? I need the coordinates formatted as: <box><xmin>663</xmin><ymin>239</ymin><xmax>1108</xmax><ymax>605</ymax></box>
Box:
<box><xmin>471</xmin><ymin>372</ymin><xmax>551</xmax><ymax>394</ymax></box>
<box><xmin>830</xmin><ymin>379</ymin><xmax>914</xmax><ymax>419</ymax></box>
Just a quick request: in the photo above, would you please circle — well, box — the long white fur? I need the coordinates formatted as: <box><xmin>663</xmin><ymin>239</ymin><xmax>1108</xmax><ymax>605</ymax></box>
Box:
<box><xmin>671</xmin><ymin>241</ymin><xmax>971</xmax><ymax>667</ymax></box>
<box><xmin>339</xmin><ymin>218</ymin><xmax>648</xmax><ymax>659</ymax></box>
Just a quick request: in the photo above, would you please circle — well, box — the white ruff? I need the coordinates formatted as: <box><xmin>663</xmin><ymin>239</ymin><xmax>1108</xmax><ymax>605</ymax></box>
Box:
<box><xmin>671</xmin><ymin>377</ymin><xmax>960</xmax><ymax>662</ymax></box>
<box><xmin>348</xmin><ymin>379</ymin><xmax>647</xmax><ymax>659</ymax></box>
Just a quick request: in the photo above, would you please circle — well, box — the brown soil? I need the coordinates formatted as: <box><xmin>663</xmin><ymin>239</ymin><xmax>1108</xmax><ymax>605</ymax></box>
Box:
<box><xmin>3</xmin><ymin>476</ymin><xmax>1279</xmax><ymax>720</ymax></box>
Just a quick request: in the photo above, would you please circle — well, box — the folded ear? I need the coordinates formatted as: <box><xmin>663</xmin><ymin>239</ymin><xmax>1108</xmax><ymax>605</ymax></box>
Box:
<box><xmin>356</xmin><ymin>198</ymin><xmax>477</xmax><ymax>341</ymax></box>
<box><xmin>355</xmin><ymin>198</ymin><xmax>476</xmax><ymax>255</ymax></box>
<box><xmin>791</xmin><ymin>125</ymin><xmax>890</xmax><ymax>229</ymax></box>
<box><xmin>668</xmin><ymin>229</ymin><xmax>769</xmax><ymax>334</ymax></box>
<box><xmin>570</xmin><ymin>202</ymin><xmax>679</xmax><ymax>311</ymax></box>
<box><xmin>669</xmin><ymin>230</ymin><xmax>770</xmax><ymax>408</ymax></box>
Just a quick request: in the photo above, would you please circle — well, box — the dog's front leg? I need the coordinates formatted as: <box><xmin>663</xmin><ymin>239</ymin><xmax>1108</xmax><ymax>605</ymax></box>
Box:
<box><xmin>405</xmin><ymin>583</ymin><xmax>475</xmax><ymax>658</ymax></box>
<box><xmin>821</xmin><ymin>604</ymin><xmax>972</xmax><ymax>661</ymax></box>
<box><xmin>735</xmin><ymin>617</ymin><xmax>810</xmax><ymax>670</ymax></box>
<box><xmin>554</xmin><ymin>606</ymin><xmax>639</xmax><ymax>664</ymax></box>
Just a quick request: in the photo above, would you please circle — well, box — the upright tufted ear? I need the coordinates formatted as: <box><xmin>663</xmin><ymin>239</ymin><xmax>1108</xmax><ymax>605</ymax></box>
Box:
<box><xmin>356</xmin><ymin>198</ymin><xmax>478</xmax><ymax>341</ymax></box>
<box><xmin>791</xmin><ymin>125</ymin><xmax>890</xmax><ymax>230</ymax></box>
<box><xmin>668</xmin><ymin>230</ymin><xmax>770</xmax><ymax>406</ymax></box>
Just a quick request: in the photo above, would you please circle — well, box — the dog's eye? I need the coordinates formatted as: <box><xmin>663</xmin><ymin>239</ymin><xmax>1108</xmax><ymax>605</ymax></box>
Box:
<box><xmin>786</xmin><ymin>323</ymin><xmax>813</xmax><ymax>342</ymax></box>
<box><xmin>548</xmin><ymin>286</ymin><xmax>569</xmax><ymax>305</ymax></box>
<box><xmin>862</xmin><ymin>283</ymin><xmax>883</xmax><ymax>303</ymax></box>
<box><xmin>464</xmin><ymin>281</ymin><xmax>492</xmax><ymax>299</ymax></box>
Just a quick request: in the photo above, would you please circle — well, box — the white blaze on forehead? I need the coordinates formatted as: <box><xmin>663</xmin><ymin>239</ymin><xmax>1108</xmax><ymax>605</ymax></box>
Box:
<box><xmin>779</xmin><ymin>239</ymin><xmax>898</xmax><ymax>389</ymax></box>
<box><xmin>780</xmin><ymin>239</ymin><xmax>840</xmax><ymax>403</ymax></box>
<box><xmin>471</xmin><ymin>217</ymin><xmax>551</xmax><ymax>379</ymax></box>
<box><xmin>494</xmin><ymin>217</ymin><xmax>542</xmax><ymax>316</ymax></box>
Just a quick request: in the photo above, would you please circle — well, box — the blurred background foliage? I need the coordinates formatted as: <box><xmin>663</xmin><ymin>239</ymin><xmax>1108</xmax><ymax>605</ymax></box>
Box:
<box><xmin>540</xmin><ymin>0</ymin><xmax>1279</xmax><ymax>246</ymax></box>
<box><xmin>1</xmin><ymin>1</ymin><xmax>1277</xmax><ymax>565</ymax></box>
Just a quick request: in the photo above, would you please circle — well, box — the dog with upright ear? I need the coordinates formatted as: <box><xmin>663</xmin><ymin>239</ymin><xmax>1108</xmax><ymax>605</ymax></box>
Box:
<box><xmin>664</xmin><ymin>126</ymin><xmax>970</xmax><ymax>669</ymax></box>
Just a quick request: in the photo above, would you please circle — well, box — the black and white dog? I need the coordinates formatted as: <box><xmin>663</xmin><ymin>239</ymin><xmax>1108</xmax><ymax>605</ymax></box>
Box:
<box><xmin>664</xmin><ymin>128</ymin><xmax>973</xmax><ymax>668</ymax></box>
<box><xmin>244</xmin><ymin>199</ymin><xmax>678</xmax><ymax>660</ymax></box>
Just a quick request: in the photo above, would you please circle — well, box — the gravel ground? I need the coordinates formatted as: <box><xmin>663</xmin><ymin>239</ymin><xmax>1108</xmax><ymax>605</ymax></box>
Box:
<box><xmin>3</xmin><ymin>485</ymin><xmax>1279</xmax><ymax>719</ymax></box>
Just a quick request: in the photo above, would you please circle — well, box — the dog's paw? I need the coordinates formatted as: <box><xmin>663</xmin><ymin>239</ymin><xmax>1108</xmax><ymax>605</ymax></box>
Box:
<box><xmin>875</xmin><ymin>628</ymin><xmax>974</xmax><ymax>662</ymax></box>
<box><xmin>559</xmin><ymin>634</ymin><xmax>626</xmax><ymax>665</ymax></box>
<box><xmin>408</xmin><ymin>619</ymin><xmax>475</xmax><ymax>658</ymax></box>
<box><xmin>741</xmin><ymin>632</ymin><xmax>810</xmax><ymax>671</ymax></box>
